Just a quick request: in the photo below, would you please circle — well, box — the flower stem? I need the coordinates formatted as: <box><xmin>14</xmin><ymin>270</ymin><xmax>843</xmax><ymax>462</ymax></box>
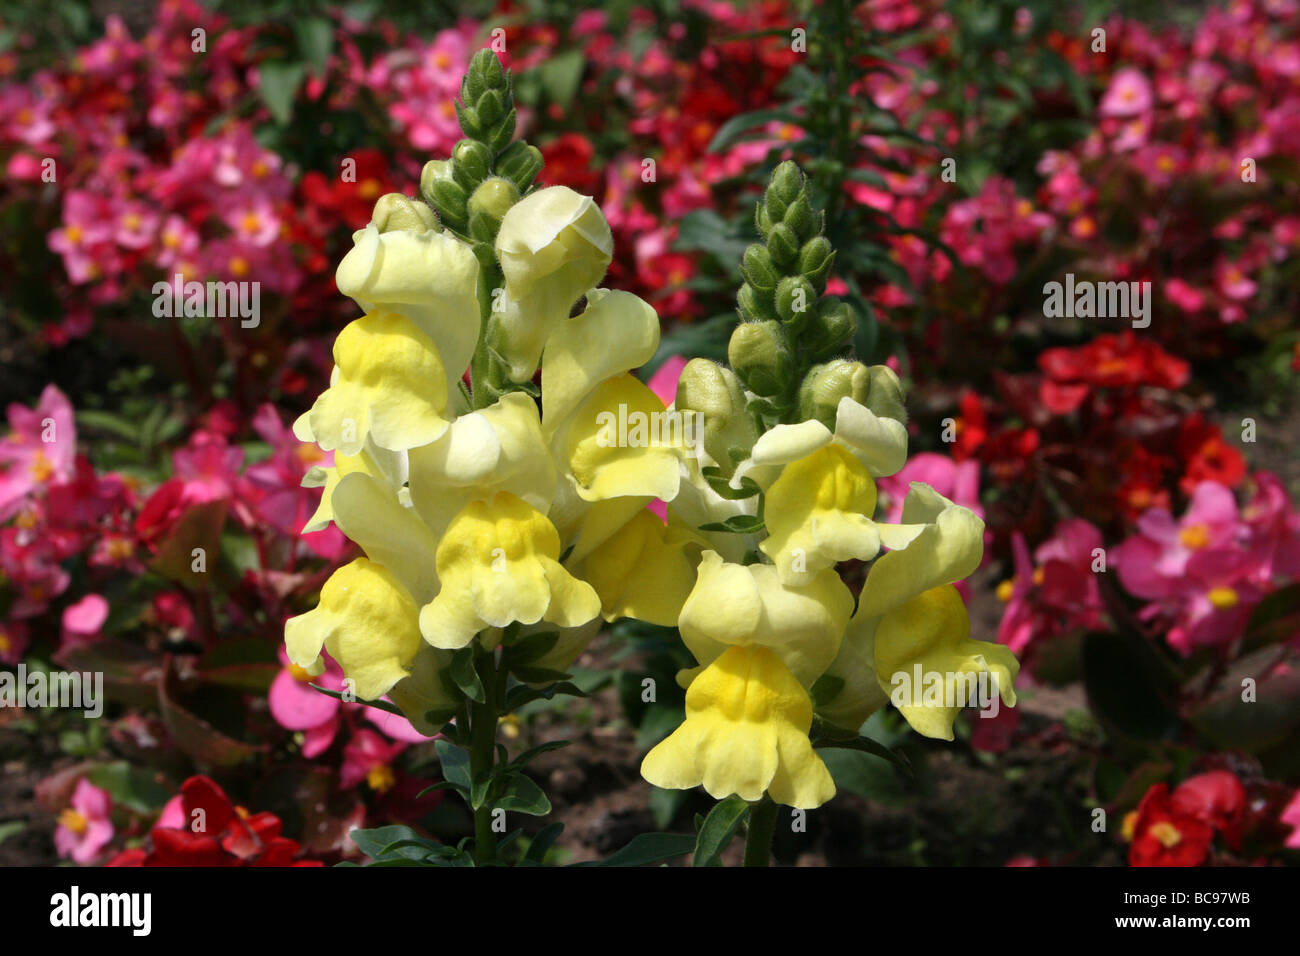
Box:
<box><xmin>469</xmin><ymin>651</ymin><xmax>500</xmax><ymax>865</ymax></box>
<box><xmin>742</xmin><ymin>797</ymin><xmax>779</xmax><ymax>867</ymax></box>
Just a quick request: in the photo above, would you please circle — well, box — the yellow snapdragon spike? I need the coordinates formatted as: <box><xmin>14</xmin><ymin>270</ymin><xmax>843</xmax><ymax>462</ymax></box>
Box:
<box><xmin>494</xmin><ymin>186</ymin><xmax>614</xmax><ymax>382</ymax></box>
<box><xmin>305</xmin><ymin>312</ymin><xmax>451</xmax><ymax>456</ymax></box>
<box><xmin>872</xmin><ymin>585</ymin><xmax>1018</xmax><ymax>740</ymax></box>
<box><xmin>329</xmin><ymin>472</ymin><xmax>440</xmax><ymax>604</ymax></box>
<box><xmin>299</xmin><ymin>441</ymin><xmax>407</xmax><ymax>534</ymax></box>
<box><xmin>562</xmin><ymin>374</ymin><xmax>683</xmax><ymax>502</ymax></box>
<box><xmin>285</xmin><ymin>558</ymin><xmax>423</xmax><ymax>701</ymax></box>
<box><xmin>814</xmin><ymin>610</ymin><xmax>891</xmax><ymax>733</ymax></box>
<box><xmin>759</xmin><ymin>444</ymin><xmax>881</xmax><ymax>585</ymax></box>
<box><xmin>856</xmin><ymin>482</ymin><xmax>984</xmax><ymax>620</ymax></box>
<box><xmin>419</xmin><ymin>491</ymin><xmax>601</xmax><ymax>649</ymax></box>
<box><xmin>335</xmin><ymin>216</ymin><xmax>481</xmax><ymax>399</ymax></box>
<box><xmin>540</xmin><ymin>289</ymin><xmax>660</xmax><ymax>434</ymax></box>
<box><xmin>678</xmin><ymin>551</ymin><xmax>853</xmax><ymax>688</ymax></box>
<box><xmin>574</xmin><ymin>509</ymin><xmax>698</xmax><ymax>625</ymax></box>
<box><xmin>547</xmin><ymin>485</ymin><xmax>655</xmax><ymax>564</ymax></box>
<box><xmin>641</xmin><ymin>645</ymin><xmax>835</xmax><ymax>809</ymax></box>
<box><xmin>407</xmin><ymin>392</ymin><xmax>557</xmax><ymax>537</ymax></box>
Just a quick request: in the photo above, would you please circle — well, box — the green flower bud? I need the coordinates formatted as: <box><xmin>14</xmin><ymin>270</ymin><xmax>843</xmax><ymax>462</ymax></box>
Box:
<box><xmin>452</xmin><ymin>139</ymin><xmax>493</xmax><ymax>189</ymax></box>
<box><xmin>782</xmin><ymin>193</ymin><xmax>819</xmax><ymax>241</ymax></box>
<box><xmin>798</xmin><ymin>236</ymin><xmax>835</xmax><ymax>288</ymax></box>
<box><xmin>420</xmin><ymin>159</ymin><xmax>451</xmax><ymax>204</ymax></box>
<box><xmin>728</xmin><ymin>320</ymin><xmax>791</xmax><ymax>397</ymax></box>
<box><xmin>487</xmin><ymin>108</ymin><xmax>517</xmax><ymax>154</ymax></box>
<box><xmin>737</xmin><ymin>283</ymin><xmax>776</xmax><ymax>323</ymax></box>
<box><xmin>767</xmin><ymin>223</ymin><xmax>799</xmax><ymax>268</ymax></box>
<box><xmin>798</xmin><ymin>360</ymin><xmax>870</xmax><ymax>430</ymax></box>
<box><xmin>775</xmin><ymin>275</ymin><xmax>816</xmax><ymax>328</ymax></box>
<box><xmin>496</xmin><ymin>142</ymin><xmax>544</xmax><ymax>191</ymax></box>
<box><xmin>468</xmin><ymin>176</ymin><xmax>520</xmax><ymax>224</ymax></box>
<box><xmin>476</xmin><ymin>88</ymin><xmax>505</xmax><ymax>126</ymax></box>
<box><xmin>755</xmin><ymin>203</ymin><xmax>774</xmax><ymax>238</ymax></box>
<box><xmin>805</xmin><ymin>297</ymin><xmax>857</xmax><ymax>359</ymax></box>
<box><xmin>370</xmin><ymin>193</ymin><xmax>440</xmax><ymax>234</ymax></box>
<box><xmin>863</xmin><ymin>364</ymin><xmax>908</xmax><ymax>425</ymax></box>
<box><xmin>741</xmin><ymin>243</ymin><xmax>779</xmax><ymax>293</ymax></box>
<box><xmin>768</xmin><ymin>160</ymin><xmax>803</xmax><ymax>207</ymax></box>
<box><xmin>674</xmin><ymin>358</ymin><xmax>757</xmax><ymax>471</ymax></box>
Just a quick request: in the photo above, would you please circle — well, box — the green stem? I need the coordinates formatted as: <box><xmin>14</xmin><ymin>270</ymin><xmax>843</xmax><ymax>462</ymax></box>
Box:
<box><xmin>742</xmin><ymin>797</ymin><xmax>779</xmax><ymax>867</ymax></box>
<box><xmin>469</xmin><ymin>650</ymin><xmax>500</xmax><ymax>865</ymax></box>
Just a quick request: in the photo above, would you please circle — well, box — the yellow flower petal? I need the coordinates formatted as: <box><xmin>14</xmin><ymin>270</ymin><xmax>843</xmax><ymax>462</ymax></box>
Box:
<box><xmin>641</xmin><ymin>645</ymin><xmax>835</xmax><ymax>809</ymax></box>
<box><xmin>574</xmin><ymin>509</ymin><xmax>698</xmax><ymax>625</ymax></box>
<box><xmin>307</xmin><ymin>312</ymin><xmax>450</xmax><ymax>455</ymax></box>
<box><xmin>562</xmin><ymin>374</ymin><xmax>683</xmax><ymax>502</ymax></box>
<box><xmin>678</xmin><ymin>551</ymin><xmax>852</xmax><ymax>687</ymax></box>
<box><xmin>330</xmin><ymin>472</ymin><xmax>440</xmax><ymax>603</ymax></box>
<box><xmin>872</xmin><ymin>585</ymin><xmax>1019</xmax><ymax>740</ymax></box>
<box><xmin>285</xmin><ymin>558</ymin><xmax>423</xmax><ymax>700</ymax></box>
<box><xmin>759</xmin><ymin>444</ymin><xmax>881</xmax><ymax>585</ymax></box>
<box><xmin>418</xmin><ymin>491</ymin><xmax>600</xmax><ymax>649</ymax></box>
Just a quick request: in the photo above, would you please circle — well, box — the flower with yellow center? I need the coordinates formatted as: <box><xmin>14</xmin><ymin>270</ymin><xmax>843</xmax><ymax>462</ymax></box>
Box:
<box><xmin>1179</xmin><ymin>523</ymin><xmax>1210</xmax><ymax>550</ymax></box>
<box><xmin>1206</xmin><ymin>586</ymin><xmax>1239</xmax><ymax>610</ymax></box>
<box><xmin>418</xmin><ymin>491</ymin><xmax>601</xmax><ymax>650</ymax></box>
<box><xmin>367</xmin><ymin>764</ymin><xmax>397</xmax><ymax>792</ymax></box>
<box><xmin>58</xmin><ymin>808</ymin><xmax>88</xmax><ymax>835</ymax></box>
<box><xmin>641</xmin><ymin>644</ymin><xmax>835</xmax><ymax>809</ymax></box>
<box><xmin>759</xmin><ymin>444</ymin><xmax>882</xmax><ymax>585</ymax></box>
<box><xmin>302</xmin><ymin>312</ymin><xmax>451</xmax><ymax>456</ymax></box>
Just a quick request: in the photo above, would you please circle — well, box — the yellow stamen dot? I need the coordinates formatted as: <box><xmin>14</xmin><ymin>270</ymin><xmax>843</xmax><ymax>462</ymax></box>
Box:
<box><xmin>1207</xmin><ymin>587</ymin><xmax>1239</xmax><ymax>610</ymax></box>
<box><xmin>367</xmin><ymin>764</ymin><xmax>396</xmax><ymax>792</ymax></box>
<box><xmin>358</xmin><ymin>178</ymin><xmax>383</xmax><ymax>200</ymax></box>
<box><xmin>29</xmin><ymin>450</ymin><xmax>54</xmax><ymax>482</ymax></box>
<box><xmin>229</xmin><ymin>256</ymin><xmax>250</xmax><ymax>277</ymax></box>
<box><xmin>1121</xmin><ymin>810</ymin><xmax>1138</xmax><ymax>842</ymax></box>
<box><xmin>58</xmin><ymin>808</ymin><xmax>88</xmax><ymax>835</ymax></box>
<box><xmin>1032</xmin><ymin>566</ymin><xmax>1045</xmax><ymax>587</ymax></box>
<box><xmin>1149</xmin><ymin>821</ymin><xmax>1182</xmax><ymax>848</ymax></box>
<box><xmin>500</xmin><ymin>714</ymin><xmax>521</xmax><ymax>739</ymax></box>
<box><xmin>996</xmin><ymin>579</ymin><xmax>1016</xmax><ymax>602</ymax></box>
<box><xmin>107</xmin><ymin>537</ymin><xmax>134</xmax><ymax>561</ymax></box>
<box><xmin>235</xmin><ymin>806</ymin><xmax>251</xmax><ymax>819</ymax></box>
<box><xmin>295</xmin><ymin>443</ymin><xmax>324</xmax><ymax>466</ymax></box>
<box><xmin>0</xmin><ymin>632</ymin><xmax>11</xmax><ymax>654</ymax></box>
<box><xmin>240</xmin><ymin>212</ymin><xmax>261</xmax><ymax>233</ymax></box>
<box><xmin>1179</xmin><ymin>523</ymin><xmax>1210</xmax><ymax>550</ymax></box>
<box><xmin>288</xmin><ymin>662</ymin><xmax>315</xmax><ymax>683</ymax></box>
<box><xmin>65</xmin><ymin>225</ymin><xmax>84</xmax><ymax>244</ymax></box>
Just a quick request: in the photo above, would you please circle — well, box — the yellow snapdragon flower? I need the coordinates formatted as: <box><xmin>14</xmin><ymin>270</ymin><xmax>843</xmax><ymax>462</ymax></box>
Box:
<box><xmin>642</xmin><ymin>644</ymin><xmax>835</xmax><ymax>809</ymax></box>
<box><xmin>419</xmin><ymin>491</ymin><xmax>601</xmax><ymax>649</ymax></box>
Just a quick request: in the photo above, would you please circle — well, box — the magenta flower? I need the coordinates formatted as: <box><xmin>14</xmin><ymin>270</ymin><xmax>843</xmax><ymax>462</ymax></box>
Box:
<box><xmin>55</xmin><ymin>779</ymin><xmax>115</xmax><ymax>864</ymax></box>
<box><xmin>1283</xmin><ymin>790</ymin><xmax>1300</xmax><ymax>850</ymax></box>
<box><xmin>0</xmin><ymin>385</ymin><xmax>77</xmax><ymax>522</ymax></box>
<box><xmin>60</xmin><ymin>593</ymin><xmax>110</xmax><ymax>654</ymax></box>
<box><xmin>997</xmin><ymin>519</ymin><xmax>1106</xmax><ymax>658</ymax></box>
<box><xmin>269</xmin><ymin>646</ymin><xmax>345</xmax><ymax>757</ymax></box>
<box><xmin>1099</xmin><ymin>68</ymin><xmax>1154</xmax><ymax>118</ymax></box>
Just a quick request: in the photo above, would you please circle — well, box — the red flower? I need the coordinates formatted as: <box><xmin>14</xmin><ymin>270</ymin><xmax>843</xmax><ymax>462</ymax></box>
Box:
<box><xmin>1038</xmin><ymin>332</ymin><xmax>1189</xmax><ymax>414</ymax></box>
<box><xmin>300</xmin><ymin>149</ymin><xmax>394</xmax><ymax>230</ymax></box>
<box><xmin>108</xmin><ymin>776</ymin><xmax>321</xmax><ymax>867</ymax></box>
<box><xmin>1178</xmin><ymin>414</ymin><xmax>1246</xmax><ymax>493</ymax></box>
<box><xmin>1128</xmin><ymin>783</ymin><xmax>1215</xmax><ymax>867</ymax></box>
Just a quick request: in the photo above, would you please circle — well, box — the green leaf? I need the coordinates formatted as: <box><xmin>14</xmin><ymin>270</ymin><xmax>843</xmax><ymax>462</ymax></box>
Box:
<box><xmin>308</xmin><ymin>684</ymin><xmax>404</xmax><ymax>717</ymax></box>
<box><xmin>509</xmin><ymin>665</ymin><xmax>573</xmax><ymax>685</ymax></box>
<box><xmin>692</xmin><ymin>796</ymin><xmax>749</xmax><ymax>867</ymax></box>
<box><xmin>707</xmin><ymin>108</ymin><xmax>799</xmax><ymax>153</ymax></box>
<box><xmin>351</xmin><ymin>825</ymin><xmax>418</xmax><ymax>860</ymax></box>
<box><xmin>505</xmin><ymin>681</ymin><xmax>587</xmax><ymax>711</ymax></box>
<box><xmin>508</xmin><ymin>740</ymin><xmax>571</xmax><ymax>771</ymax></box>
<box><xmin>815</xmin><ymin>734</ymin><xmax>911</xmax><ymax>773</ymax></box>
<box><xmin>0</xmin><ymin>821</ymin><xmax>24</xmax><ymax>845</ymax></box>
<box><xmin>258</xmin><ymin>61</ymin><xmax>305</xmax><ymax>125</ymax></box>
<box><xmin>495</xmin><ymin>772</ymin><xmax>551</xmax><ymax>816</ymax></box>
<box><xmin>537</xmin><ymin>50</ymin><xmax>585</xmax><ymax>106</ymax></box>
<box><xmin>1241</xmin><ymin>583</ymin><xmax>1300</xmax><ymax>653</ymax></box>
<box><xmin>700</xmin><ymin>466</ymin><xmax>761</xmax><ymax>501</ymax></box>
<box><xmin>1081</xmin><ymin>631</ymin><xmax>1180</xmax><ymax>742</ymax></box>
<box><xmin>572</xmin><ymin>832</ymin><xmax>696</xmax><ymax>867</ymax></box>
<box><xmin>698</xmin><ymin>514</ymin><xmax>765</xmax><ymax>534</ymax></box>
<box><xmin>504</xmin><ymin>630</ymin><xmax>560</xmax><ymax>665</ymax></box>
<box><xmin>435</xmin><ymin>740</ymin><xmax>473</xmax><ymax>794</ymax></box>
<box><xmin>450</xmin><ymin>647</ymin><xmax>486</xmax><ymax>703</ymax></box>
<box><xmin>521</xmin><ymin>822</ymin><xmax>565</xmax><ymax>865</ymax></box>
<box><xmin>84</xmin><ymin>762</ymin><xmax>172</xmax><ymax>814</ymax></box>
<box><xmin>294</xmin><ymin>17</ymin><xmax>334</xmax><ymax>75</ymax></box>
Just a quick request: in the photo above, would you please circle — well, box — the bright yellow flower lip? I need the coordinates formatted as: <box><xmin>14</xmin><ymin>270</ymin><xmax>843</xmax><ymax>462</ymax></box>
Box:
<box><xmin>678</xmin><ymin>551</ymin><xmax>853</xmax><ymax>688</ymax></box>
<box><xmin>418</xmin><ymin>491</ymin><xmax>601</xmax><ymax>649</ymax></box>
<box><xmin>641</xmin><ymin>644</ymin><xmax>835</xmax><ymax>809</ymax></box>
<box><xmin>285</xmin><ymin>558</ymin><xmax>424</xmax><ymax>701</ymax></box>
<box><xmin>306</xmin><ymin>312</ymin><xmax>451</xmax><ymax>456</ymax></box>
<box><xmin>563</xmin><ymin>374</ymin><xmax>684</xmax><ymax>502</ymax></box>
<box><xmin>574</xmin><ymin>509</ymin><xmax>698</xmax><ymax>625</ymax></box>
<box><xmin>872</xmin><ymin>585</ymin><xmax>1018</xmax><ymax>741</ymax></box>
<box><xmin>759</xmin><ymin>444</ymin><xmax>881</xmax><ymax>585</ymax></box>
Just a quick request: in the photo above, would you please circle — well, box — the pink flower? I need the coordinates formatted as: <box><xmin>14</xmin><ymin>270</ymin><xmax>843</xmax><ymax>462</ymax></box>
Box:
<box><xmin>1099</xmin><ymin>68</ymin><xmax>1154</xmax><ymax>118</ymax></box>
<box><xmin>60</xmin><ymin>594</ymin><xmax>110</xmax><ymax>654</ymax></box>
<box><xmin>340</xmin><ymin>729</ymin><xmax>407</xmax><ymax>791</ymax></box>
<box><xmin>55</xmin><ymin>779</ymin><xmax>115</xmax><ymax>864</ymax></box>
<box><xmin>0</xmin><ymin>385</ymin><xmax>77</xmax><ymax>522</ymax></box>
<box><xmin>0</xmin><ymin>620</ymin><xmax>30</xmax><ymax>666</ymax></box>
<box><xmin>877</xmin><ymin>452</ymin><xmax>981</xmax><ymax>525</ymax></box>
<box><xmin>997</xmin><ymin>520</ymin><xmax>1107</xmax><ymax>659</ymax></box>
<box><xmin>269</xmin><ymin>647</ymin><xmax>343</xmax><ymax>757</ymax></box>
